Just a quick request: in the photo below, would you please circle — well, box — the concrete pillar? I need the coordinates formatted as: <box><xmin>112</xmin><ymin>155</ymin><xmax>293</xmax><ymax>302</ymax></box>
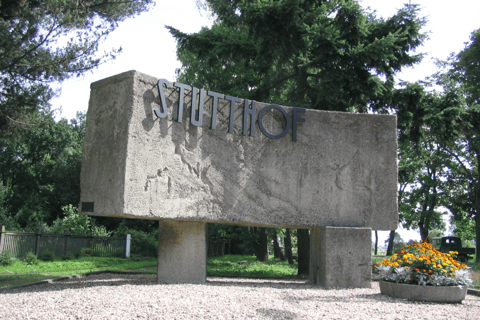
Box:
<box><xmin>310</xmin><ymin>226</ymin><xmax>371</xmax><ymax>288</ymax></box>
<box><xmin>157</xmin><ymin>220</ymin><xmax>207</xmax><ymax>283</ymax></box>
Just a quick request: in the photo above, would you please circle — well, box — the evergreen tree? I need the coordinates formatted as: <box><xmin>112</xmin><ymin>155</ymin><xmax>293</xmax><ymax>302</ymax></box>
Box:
<box><xmin>0</xmin><ymin>0</ymin><xmax>153</xmax><ymax>136</ymax></box>
<box><xmin>169</xmin><ymin>0</ymin><xmax>426</xmax><ymax>112</ymax></box>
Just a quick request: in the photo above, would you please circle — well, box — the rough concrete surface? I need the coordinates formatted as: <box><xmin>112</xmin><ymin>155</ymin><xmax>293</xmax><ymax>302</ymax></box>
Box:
<box><xmin>80</xmin><ymin>70</ymin><xmax>398</xmax><ymax>230</ymax></box>
<box><xmin>157</xmin><ymin>220</ymin><xmax>207</xmax><ymax>283</ymax></box>
<box><xmin>310</xmin><ymin>226</ymin><xmax>372</xmax><ymax>288</ymax></box>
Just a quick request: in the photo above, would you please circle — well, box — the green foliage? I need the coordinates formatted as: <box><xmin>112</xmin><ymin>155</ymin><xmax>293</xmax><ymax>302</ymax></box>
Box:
<box><xmin>171</xmin><ymin>0</ymin><xmax>426</xmax><ymax>113</ymax></box>
<box><xmin>38</xmin><ymin>249</ymin><xmax>55</xmax><ymax>262</ymax></box>
<box><xmin>80</xmin><ymin>248</ymin><xmax>92</xmax><ymax>257</ymax></box>
<box><xmin>114</xmin><ymin>221</ymin><xmax>157</xmax><ymax>257</ymax></box>
<box><xmin>0</xmin><ymin>250</ymin><xmax>14</xmax><ymax>266</ymax></box>
<box><xmin>385</xmin><ymin>232</ymin><xmax>406</xmax><ymax>254</ymax></box>
<box><xmin>424</xmin><ymin>28</ymin><xmax>480</xmax><ymax>261</ymax></box>
<box><xmin>207</xmin><ymin>255</ymin><xmax>298</xmax><ymax>278</ymax></box>
<box><xmin>23</xmin><ymin>251</ymin><xmax>39</xmax><ymax>265</ymax></box>
<box><xmin>0</xmin><ymin>113</ymin><xmax>87</xmax><ymax>228</ymax></box>
<box><xmin>0</xmin><ymin>0</ymin><xmax>154</xmax><ymax>136</ymax></box>
<box><xmin>0</xmin><ymin>256</ymin><xmax>157</xmax><ymax>289</ymax></box>
<box><xmin>48</xmin><ymin>204</ymin><xmax>111</xmax><ymax>236</ymax></box>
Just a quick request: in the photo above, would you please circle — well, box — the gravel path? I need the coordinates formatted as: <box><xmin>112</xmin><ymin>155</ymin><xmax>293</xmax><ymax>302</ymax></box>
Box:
<box><xmin>1</xmin><ymin>274</ymin><xmax>479</xmax><ymax>319</ymax></box>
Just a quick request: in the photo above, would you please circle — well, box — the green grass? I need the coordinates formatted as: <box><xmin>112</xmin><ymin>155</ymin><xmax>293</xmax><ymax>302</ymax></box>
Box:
<box><xmin>0</xmin><ymin>256</ymin><xmax>157</xmax><ymax>289</ymax></box>
<box><xmin>207</xmin><ymin>255</ymin><xmax>301</xmax><ymax>278</ymax></box>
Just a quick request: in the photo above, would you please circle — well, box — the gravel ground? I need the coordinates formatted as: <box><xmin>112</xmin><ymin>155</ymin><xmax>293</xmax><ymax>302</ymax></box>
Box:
<box><xmin>1</xmin><ymin>274</ymin><xmax>479</xmax><ymax>320</ymax></box>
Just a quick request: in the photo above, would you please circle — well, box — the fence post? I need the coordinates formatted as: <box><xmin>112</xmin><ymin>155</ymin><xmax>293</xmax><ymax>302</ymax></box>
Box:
<box><xmin>0</xmin><ymin>225</ymin><xmax>5</xmax><ymax>253</ymax></box>
<box><xmin>125</xmin><ymin>234</ymin><xmax>131</xmax><ymax>258</ymax></box>
<box><xmin>64</xmin><ymin>229</ymin><xmax>71</xmax><ymax>256</ymax></box>
<box><xmin>35</xmin><ymin>228</ymin><xmax>41</xmax><ymax>255</ymax></box>
<box><xmin>87</xmin><ymin>230</ymin><xmax>93</xmax><ymax>252</ymax></box>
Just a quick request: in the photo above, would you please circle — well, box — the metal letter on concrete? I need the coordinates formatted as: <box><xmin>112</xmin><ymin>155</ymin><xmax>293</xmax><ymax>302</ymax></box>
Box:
<box><xmin>80</xmin><ymin>71</ymin><xmax>399</xmax><ymax>287</ymax></box>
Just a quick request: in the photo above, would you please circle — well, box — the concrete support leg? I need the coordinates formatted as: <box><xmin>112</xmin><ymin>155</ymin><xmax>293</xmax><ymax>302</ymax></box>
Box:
<box><xmin>309</xmin><ymin>226</ymin><xmax>371</xmax><ymax>288</ymax></box>
<box><xmin>157</xmin><ymin>220</ymin><xmax>207</xmax><ymax>283</ymax></box>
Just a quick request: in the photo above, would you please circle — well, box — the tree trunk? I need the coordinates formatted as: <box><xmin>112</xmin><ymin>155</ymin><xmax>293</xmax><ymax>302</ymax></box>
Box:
<box><xmin>272</xmin><ymin>229</ymin><xmax>285</xmax><ymax>260</ymax></box>
<box><xmin>284</xmin><ymin>228</ymin><xmax>294</xmax><ymax>265</ymax></box>
<box><xmin>386</xmin><ymin>230</ymin><xmax>395</xmax><ymax>256</ymax></box>
<box><xmin>475</xmin><ymin>178</ymin><xmax>480</xmax><ymax>263</ymax></box>
<box><xmin>374</xmin><ymin>230</ymin><xmax>378</xmax><ymax>256</ymax></box>
<box><xmin>297</xmin><ymin>229</ymin><xmax>309</xmax><ymax>276</ymax></box>
<box><xmin>256</xmin><ymin>227</ymin><xmax>268</xmax><ymax>262</ymax></box>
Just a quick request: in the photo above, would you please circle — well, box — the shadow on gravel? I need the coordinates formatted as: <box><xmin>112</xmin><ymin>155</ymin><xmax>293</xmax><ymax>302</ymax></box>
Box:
<box><xmin>256</xmin><ymin>308</ymin><xmax>299</xmax><ymax>320</ymax></box>
<box><xmin>0</xmin><ymin>274</ymin><xmax>158</xmax><ymax>294</ymax></box>
<box><xmin>205</xmin><ymin>278</ymin><xmax>310</xmax><ymax>290</ymax></box>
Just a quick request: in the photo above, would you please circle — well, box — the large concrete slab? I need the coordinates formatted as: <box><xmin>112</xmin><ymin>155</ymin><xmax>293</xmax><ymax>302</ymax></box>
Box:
<box><xmin>80</xmin><ymin>70</ymin><xmax>398</xmax><ymax>230</ymax></box>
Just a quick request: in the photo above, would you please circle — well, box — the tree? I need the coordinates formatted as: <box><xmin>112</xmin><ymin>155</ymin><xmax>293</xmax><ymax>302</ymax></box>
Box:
<box><xmin>0</xmin><ymin>0</ymin><xmax>153</xmax><ymax>136</ymax></box>
<box><xmin>255</xmin><ymin>227</ymin><xmax>269</xmax><ymax>262</ymax></box>
<box><xmin>271</xmin><ymin>228</ymin><xmax>285</xmax><ymax>261</ymax></box>
<box><xmin>385</xmin><ymin>231</ymin><xmax>405</xmax><ymax>254</ymax></box>
<box><xmin>284</xmin><ymin>228</ymin><xmax>294</xmax><ymax>265</ymax></box>
<box><xmin>427</xmin><ymin>29</ymin><xmax>480</xmax><ymax>261</ymax></box>
<box><xmin>169</xmin><ymin>0</ymin><xmax>426</xmax><ymax>113</ymax></box>
<box><xmin>389</xmin><ymin>81</ymin><xmax>451</xmax><ymax>245</ymax></box>
<box><xmin>0</xmin><ymin>112</ymin><xmax>86</xmax><ymax>228</ymax></box>
<box><xmin>297</xmin><ymin>229</ymin><xmax>309</xmax><ymax>275</ymax></box>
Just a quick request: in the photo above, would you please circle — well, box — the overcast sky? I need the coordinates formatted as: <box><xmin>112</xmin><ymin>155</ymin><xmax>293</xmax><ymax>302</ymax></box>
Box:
<box><xmin>49</xmin><ymin>0</ymin><xmax>480</xmax><ymax>245</ymax></box>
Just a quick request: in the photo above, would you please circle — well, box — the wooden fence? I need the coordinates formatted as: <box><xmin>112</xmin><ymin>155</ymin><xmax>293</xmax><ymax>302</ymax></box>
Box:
<box><xmin>0</xmin><ymin>225</ymin><xmax>129</xmax><ymax>258</ymax></box>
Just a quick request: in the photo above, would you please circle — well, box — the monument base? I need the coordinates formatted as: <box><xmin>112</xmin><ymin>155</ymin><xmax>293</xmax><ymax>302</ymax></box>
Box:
<box><xmin>310</xmin><ymin>226</ymin><xmax>371</xmax><ymax>288</ymax></box>
<box><xmin>157</xmin><ymin>220</ymin><xmax>207</xmax><ymax>283</ymax></box>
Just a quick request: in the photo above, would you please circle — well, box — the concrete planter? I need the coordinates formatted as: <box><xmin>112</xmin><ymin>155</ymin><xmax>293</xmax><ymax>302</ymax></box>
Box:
<box><xmin>379</xmin><ymin>281</ymin><xmax>468</xmax><ymax>303</ymax></box>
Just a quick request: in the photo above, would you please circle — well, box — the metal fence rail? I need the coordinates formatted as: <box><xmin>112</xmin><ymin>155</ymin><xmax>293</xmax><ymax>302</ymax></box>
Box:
<box><xmin>0</xmin><ymin>225</ymin><xmax>128</xmax><ymax>258</ymax></box>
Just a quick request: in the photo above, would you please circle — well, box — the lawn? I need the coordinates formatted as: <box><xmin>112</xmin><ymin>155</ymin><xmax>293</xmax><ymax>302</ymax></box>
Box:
<box><xmin>0</xmin><ymin>256</ymin><xmax>157</xmax><ymax>289</ymax></box>
<box><xmin>3</xmin><ymin>253</ymin><xmax>479</xmax><ymax>290</ymax></box>
<box><xmin>207</xmin><ymin>254</ymin><xmax>301</xmax><ymax>278</ymax></box>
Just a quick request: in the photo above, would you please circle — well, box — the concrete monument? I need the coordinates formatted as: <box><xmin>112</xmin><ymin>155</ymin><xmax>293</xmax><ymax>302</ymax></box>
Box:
<box><xmin>80</xmin><ymin>70</ymin><xmax>398</xmax><ymax>287</ymax></box>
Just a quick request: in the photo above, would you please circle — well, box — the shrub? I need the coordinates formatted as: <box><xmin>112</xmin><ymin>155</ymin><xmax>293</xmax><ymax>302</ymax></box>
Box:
<box><xmin>61</xmin><ymin>254</ymin><xmax>72</xmax><ymax>260</ymax></box>
<box><xmin>128</xmin><ymin>229</ymin><xmax>158</xmax><ymax>258</ymax></box>
<box><xmin>38</xmin><ymin>249</ymin><xmax>55</xmax><ymax>262</ymax></box>
<box><xmin>24</xmin><ymin>251</ymin><xmax>39</xmax><ymax>265</ymax></box>
<box><xmin>0</xmin><ymin>250</ymin><xmax>14</xmax><ymax>266</ymax></box>
<box><xmin>80</xmin><ymin>248</ymin><xmax>92</xmax><ymax>256</ymax></box>
<box><xmin>114</xmin><ymin>226</ymin><xmax>157</xmax><ymax>258</ymax></box>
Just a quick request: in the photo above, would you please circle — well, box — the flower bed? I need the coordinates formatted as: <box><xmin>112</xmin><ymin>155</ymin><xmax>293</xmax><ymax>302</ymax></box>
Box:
<box><xmin>375</xmin><ymin>241</ymin><xmax>472</xmax><ymax>287</ymax></box>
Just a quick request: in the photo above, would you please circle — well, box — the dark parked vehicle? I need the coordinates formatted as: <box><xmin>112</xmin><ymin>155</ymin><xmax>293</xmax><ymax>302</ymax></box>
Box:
<box><xmin>431</xmin><ymin>236</ymin><xmax>475</xmax><ymax>262</ymax></box>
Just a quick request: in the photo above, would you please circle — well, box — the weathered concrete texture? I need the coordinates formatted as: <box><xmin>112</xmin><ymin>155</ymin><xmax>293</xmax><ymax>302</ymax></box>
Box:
<box><xmin>80</xmin><ymin>70</ymin><xmax>398</xmax><ymax>230</ymax></box>
<box><xmin>157</xmin><ymin>220</ymin><xmax>207</xmax><ymax>283</ymax></box>
<box><xmin>310</xmin><ymin>227</ymin><xmax>372</xmax><ymax>288</ymax></box>
<box><xmin>379</xmin><ymin>281</ymin><xmax>468</xmax><ymax>303</ymax></box>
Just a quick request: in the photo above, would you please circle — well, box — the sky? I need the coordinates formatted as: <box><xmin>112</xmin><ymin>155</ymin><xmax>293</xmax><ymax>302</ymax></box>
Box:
<box><xmin>49</xmin><ymin>0</ymin><xmax>480</xmax><ymax>246</ymax></box>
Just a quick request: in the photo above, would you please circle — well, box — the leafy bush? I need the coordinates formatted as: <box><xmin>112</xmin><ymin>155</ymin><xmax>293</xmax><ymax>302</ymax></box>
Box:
<box><xmin>114</xmin><ymin>221</ymin><xmax>158</xmax><ymax>258</ymax></box>
<box><xmin>49</xmin><ymin>205</ymin><xmax>111</xmax><ymax>236</ymax></box>
<box><xmin>38</xmin><ymin>249</ymin><xmax>55</xmax><ymax>262</ymax></box>
<box><xmin>0</xmin><ymin>250</ymin><xmax>14</xmax><ymax>266</ymax></box>
<box><xmin>24</xmin><ymin>251</ymin><xmax>39</xmax><ymax>265</ymax></box>
<box><xmin>80</xmin><ymin>248</ymin><xmax>92</xmax><ymax>256</ymax></box>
